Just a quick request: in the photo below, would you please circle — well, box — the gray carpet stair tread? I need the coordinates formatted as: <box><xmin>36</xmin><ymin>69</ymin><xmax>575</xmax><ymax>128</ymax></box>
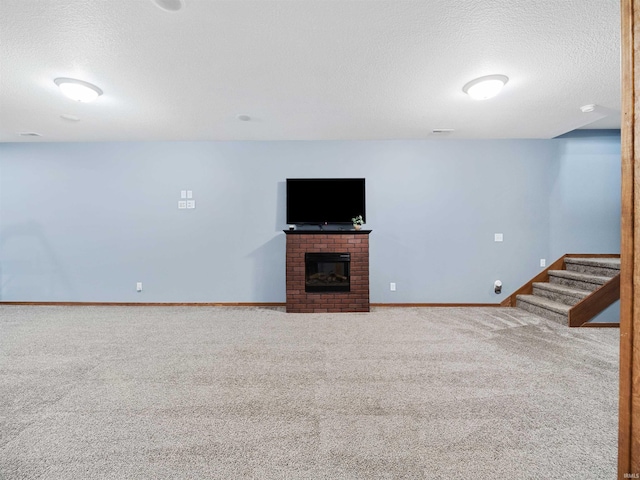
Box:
<box><xmin>548</xmin><ymin>269</ymin><xmax>611</xmax><ymax>285</ymax></box>
<box><xmin>532</xmin><ymin>282</ymin><xmax>591</xmax><ymax>298</ymax></box>
<box><xmin>564</xmin><ymin>257</ymin><xmax>620</xmax><ymax>269</ymax></box>
<box><xmin>516</xmin><ymin>294</ymin><xmax>571</xmax><ymax>315</ymax></box>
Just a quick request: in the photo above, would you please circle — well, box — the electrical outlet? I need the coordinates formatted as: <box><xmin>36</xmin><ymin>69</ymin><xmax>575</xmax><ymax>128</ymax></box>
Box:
<box><xmin>540</xmin><ymin>258</ymin><xmax>546</xmax><ymax>267</ymax></box>
<box><xmin>178</xmin><ymin>200</ymin><xmax>187</xmax><ymax>209</ymax></box>
<box><xmin>186</xmin><ymin>200</ymin><xmax>196</xmax><ymax>209</ymax></box>
<box><xmin>136</xmin><ymin>282</ymin><xmax>143</xmax><ymax>292</ymax></box>
<box><xmin>390</xmin><ymin>282</ymin><xmax>396</xmax><ymax>291</ymax></box>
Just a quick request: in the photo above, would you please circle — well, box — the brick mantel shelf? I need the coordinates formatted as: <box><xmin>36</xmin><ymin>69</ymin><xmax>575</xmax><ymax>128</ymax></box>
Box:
<box><xmin>284</xmin><ymin>230</ymin><xmax>371</xmax><ymax>313</ymax></box>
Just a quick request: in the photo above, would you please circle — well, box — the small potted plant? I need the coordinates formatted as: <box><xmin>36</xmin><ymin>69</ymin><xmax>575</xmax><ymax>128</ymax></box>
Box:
<box><xmin>351</xmin><ymin>215</ymin><xmax>364</xmax><ymax>230</ymax></box>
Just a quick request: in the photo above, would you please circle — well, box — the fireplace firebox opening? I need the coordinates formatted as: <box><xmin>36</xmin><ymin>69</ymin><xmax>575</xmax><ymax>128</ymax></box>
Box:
<box><xmin>305</xmin><ymin>252</ymin><xmax>351</xmax><ymax>292</ymax></box>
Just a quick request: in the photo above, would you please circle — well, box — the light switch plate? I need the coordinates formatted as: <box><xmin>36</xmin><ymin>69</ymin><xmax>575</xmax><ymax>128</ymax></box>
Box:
<box><xmin>180</xmin><ymin>190</ymin><xmax>187</xmax><ymax>199</ymax></box>
<box><xmin>178</xmin><ymin>200</ymin><xmax>187</xmax><ymax>209</ymax></box>
<box><xmin>186</xmin><ymin>200</ymin><xmax>195</xmax><ymax>209</ymax></box>
<box><xmin>494</xmin><ymin>233</ymin><xmax>504</xmax><ymax>242</ymax></box>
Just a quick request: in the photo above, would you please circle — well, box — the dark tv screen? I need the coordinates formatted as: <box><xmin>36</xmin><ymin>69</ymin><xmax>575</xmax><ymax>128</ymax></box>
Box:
<box><xmin>286</xmin><ymin>178</ymin><xmax>366</xmax><ymax>225</ymax></box>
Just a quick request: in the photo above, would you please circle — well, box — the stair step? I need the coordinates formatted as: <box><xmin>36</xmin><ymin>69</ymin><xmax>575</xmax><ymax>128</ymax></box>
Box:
<box><xmin>548</xmin><ymin>270</ymin><xmax>610</xmax><ymax>292</ymax></box>
<box><xmin>516</xmin><ymin>294</ymin><xmax>570</xmax><ymax>325</ymax></box>
<box><xmin>532</xmin><ymin>282</ymin><xmax>591</xmax><ymax>306</ymax></box>
<box><xmin>564</xmin><ymin>257</ymin><xmax>620</xmax><ymax>277</ymax></box>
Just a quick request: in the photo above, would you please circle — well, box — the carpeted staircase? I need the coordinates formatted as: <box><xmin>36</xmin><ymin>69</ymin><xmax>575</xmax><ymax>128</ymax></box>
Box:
<box><xmin>505</xmin><ymin>256</ymin><xmax>620</xmax><ymax>327</ymax></box>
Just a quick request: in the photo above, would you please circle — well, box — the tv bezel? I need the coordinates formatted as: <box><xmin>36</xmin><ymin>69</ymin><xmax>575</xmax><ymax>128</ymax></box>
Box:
<box><xmin>286</xmin><ymin>177</ymin><xmax>366</xmax><ymax>225</ymax></box>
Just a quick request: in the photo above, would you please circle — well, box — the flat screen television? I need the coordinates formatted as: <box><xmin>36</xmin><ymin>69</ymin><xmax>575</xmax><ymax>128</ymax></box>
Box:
<box><xmin>286</xmin><ymin>178</ymin><xmax>366</xmax><ymax>225</ymax></box>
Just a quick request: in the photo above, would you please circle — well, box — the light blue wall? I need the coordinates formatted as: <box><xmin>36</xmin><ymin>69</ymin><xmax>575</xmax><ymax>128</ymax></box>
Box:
<box><xmin>0</xmin><ymin>134</ymin><xmax>620</xmax><ymax>304</ymax></box>
<box><xmin>550</xmin><ymin>130</ymin><xmax>622</xmax><ymax>323</ymax></box>
<box><xmin>549</xmin><ymin>130</ymin><xmax>621</xmax><ymax>257</ymax></box>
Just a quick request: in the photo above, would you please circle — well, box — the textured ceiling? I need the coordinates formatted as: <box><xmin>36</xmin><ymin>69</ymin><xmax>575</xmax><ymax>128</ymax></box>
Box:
<box><xmin>0</xmin><ymin>0</ymin><xmax>621</xmax><ymax>142</ymax></box>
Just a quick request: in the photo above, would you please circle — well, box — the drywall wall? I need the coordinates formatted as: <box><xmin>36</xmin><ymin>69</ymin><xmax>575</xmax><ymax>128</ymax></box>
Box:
<box><xmin>549</xmin><ymin>130</ymin><xmax>621</xmax><ymax>256</ymax></box>
<box><xmin>0</xmin><ymin>134</ymin><xmax>620</xmax><ymax>304</ymax></box>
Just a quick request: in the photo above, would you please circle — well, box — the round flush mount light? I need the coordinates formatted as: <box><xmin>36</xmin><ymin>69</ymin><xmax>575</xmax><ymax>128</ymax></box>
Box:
<box><xmin>580</xmin><ymin>104</ymin><xmax>596</xmax><ymax>113</ymax></box>
<box><xmin>151</xmin><ymin>0</ymin><xmax>185</xmax><ymax>12</ymax></box>
<box><xmin>463</xmin><ymin>74</ymin><xmax>509</xmax><ymax>100</ymax></box>
<box><xmin>54</xmin><ymin>78</ymin><xmax>103</xmax><ymax>103</ymax></box>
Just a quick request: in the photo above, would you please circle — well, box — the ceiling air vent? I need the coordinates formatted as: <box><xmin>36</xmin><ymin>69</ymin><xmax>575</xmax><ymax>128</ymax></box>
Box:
<box><xmin>432</xmin><ymin>129</ymin><xmax>454</xmax><ymax>135</ymax></box>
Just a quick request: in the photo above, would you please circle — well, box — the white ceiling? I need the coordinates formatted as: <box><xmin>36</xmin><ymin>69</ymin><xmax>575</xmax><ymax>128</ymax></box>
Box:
<box><xmin>0</xmin><ymin>0</ymin><xmax>621</xmax><ymax>142</ymax></box>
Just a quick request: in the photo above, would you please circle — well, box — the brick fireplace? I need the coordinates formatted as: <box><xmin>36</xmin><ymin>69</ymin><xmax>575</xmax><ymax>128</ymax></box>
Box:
<box><xmin>285</xmin><ymin>230</ymin><xmax>371</xmax><ymax>313</ymax></box>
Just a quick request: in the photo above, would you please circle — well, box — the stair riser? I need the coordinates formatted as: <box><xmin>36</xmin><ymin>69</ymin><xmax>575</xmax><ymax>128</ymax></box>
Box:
<box><xmin>532</xmin><ymin>286</ymin><xmax>583</xmax><ymax>306</ymax></box>
<box><xmin>516</xmin><ymin>299</ymin><xmax>568</xmax><ymax>325</ymax></box>
<box><xmin>565</xmin><ymin>263</ymin><xmax>619</xmax><ymax>278</ymax></box>
<box><xmin>548</xmin><ymin>276</ymin><xmax>603</xmax><ymax>292</ymax></box>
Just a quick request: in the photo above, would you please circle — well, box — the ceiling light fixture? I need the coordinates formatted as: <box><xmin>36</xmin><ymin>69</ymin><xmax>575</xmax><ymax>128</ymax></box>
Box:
<box><xmin>54</xmin><ymin>78</ymin><xmax>103</xmax><ymax>103</ymax></box>
<box><xmin>580</xmin><ymin>104</ymin><xmax>596</xmax><ymax>113</ymax></box>
<box><xmin>151</xmin><ymin>0</ymin><xmax>185</xmax><ymax>12</ymax></box>
<box><xmin>463</xmin><ymin>74</ymin><xmax>509</xmax><ymax>100</ymax></box>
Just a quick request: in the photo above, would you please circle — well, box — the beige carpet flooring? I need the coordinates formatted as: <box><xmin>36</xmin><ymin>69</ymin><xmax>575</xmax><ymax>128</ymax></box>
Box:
<box><xmin>0</xmin><ymin>305</ymin><xmax>619</xmax><ymax>479</ymax></box>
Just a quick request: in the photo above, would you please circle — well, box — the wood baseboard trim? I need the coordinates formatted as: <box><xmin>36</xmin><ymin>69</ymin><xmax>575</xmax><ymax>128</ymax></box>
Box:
<box><xmin>578</xmin><ymin>322</ymin><xmax>621</xmax><ymax>328</ymax></box>
<box><xmin>0</xmin><ymin>302</ymin><xmax>286</xmax><ymax>307</ymax></box>
<box><xmin>371</xmin><ymin>303</ymin><xmax>502</xmax><ymax>307</ymax></box>
<box><xmin>0</xmin><ymin>301</ymin><xmax>503</xmax><ymax>308</ymax></box>
<box><xmin>564</xmin><ymin>253</ymin><xmax>621</xmax><ymax>258</ymax></box>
